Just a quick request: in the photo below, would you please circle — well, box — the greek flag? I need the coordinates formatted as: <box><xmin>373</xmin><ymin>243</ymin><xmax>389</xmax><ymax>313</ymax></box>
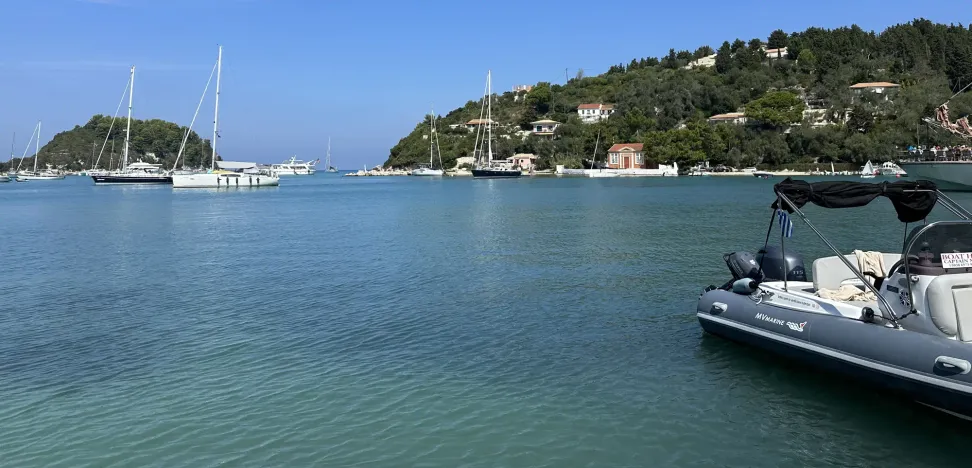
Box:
<box><xmin>777</xmin><ymin>209</ymin><xmax>794</xmax><ymax>238</ymax></box>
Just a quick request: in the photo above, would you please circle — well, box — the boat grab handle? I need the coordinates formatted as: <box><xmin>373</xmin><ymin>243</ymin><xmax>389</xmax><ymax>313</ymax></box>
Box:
<box><xmin>935</xmin><ymin>356</ymin><xmax>971</xmax><ymax>374</ymax></box>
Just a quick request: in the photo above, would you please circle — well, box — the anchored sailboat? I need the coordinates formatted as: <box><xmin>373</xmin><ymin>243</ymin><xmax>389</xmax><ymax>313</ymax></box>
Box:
<box><xmin>171</xmin><ymin>46</ymin><xmax>280</xmax><ymax>188</ymax></box>
<box><xmin>17</xmin><ymin>122</ymin><xmax>65</xmax><ymax>181</ymax></box>
<box><xmin>91</xmin><ymin>66</ymin><xmax>171</xmax><ymax>184</ymax></box>
<box><xmin>471</xmin><ymin>70</ymin><xmax>521</xmax><ymax>179</ymax></box>
<box><xmin>325</xmin><ymin>138</ymin><xmax>338</xmax><ymax>172</ymax></box>
<box><xmin>412</xmin><ymin>107</ymin><xmax>444</xmax><ymax>176</ymax></box>
<box><xmin>860</xmin><ymin>160</ymin><xmax>876</xmax><ymax>179</ymax></box>
<box><xmin>587</xmin><ymin>130</ymin><xmax>617</xmax><ymax>178</ymax></box>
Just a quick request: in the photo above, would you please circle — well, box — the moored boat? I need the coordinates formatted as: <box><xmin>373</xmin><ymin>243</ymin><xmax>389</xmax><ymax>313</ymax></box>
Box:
<box><xmin>471</xmin><ymin>70</ymin><xmax>521</xmax><ymax>179</ymax></box>
<box><xmin>170</xmin><ymin>46</ymin><xmax>280</xmax><ymax>189</ymax></box>
<box><xmin>697</xmin><ymin>177</ymin><xmax>972</xmax><ymax>420</ymax></box>
<box><xmin>271</xmin><ymin>156</ymin><xmax>318</xmax><ymax>175</ymax></box>
<box><xmin>412</xmin><ymin>107</ymin><xmax>445</xmax><ymax>176</ymax></box>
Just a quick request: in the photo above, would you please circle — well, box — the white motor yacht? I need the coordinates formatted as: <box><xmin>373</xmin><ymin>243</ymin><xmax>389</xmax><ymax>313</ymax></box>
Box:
<box><xmin>271</xmin><ymin>156</ymin><xmax>318</xmax><ymax>175</ymax></box>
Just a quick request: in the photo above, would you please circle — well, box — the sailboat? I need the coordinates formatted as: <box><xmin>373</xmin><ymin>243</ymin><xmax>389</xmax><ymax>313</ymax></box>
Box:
<box><xmin>325</xmin><ymin>137</ymin><xmax>338</xmax><ymax>172</ymax></box>
<box><xmin>587</xmin><ymin>131</ymin><xmax>618</xmax><ymax>178</ymax></box>
<box><xmin>471</xmin><ymin>70</ymin><xmax>521</xmax><ymax>178</ymax></box>
<box><xmin>16</xmin><ymin>122</ymin><xmax>65</xmax><ymax>181</ymax></box>
<box><xmin>412</xmin><ymin>107</ymin><xmax>444</xmax><ymax>176</ymax></box>
<box><xmin>860</xmin><ymin>160</ymin><xmax>876</xmax><ymax>179</ymax></box>
<box><xmin>171</xmin><ymin>46</ymin><xmax>280</xmax><ymax>188</ymax></box>
<box><xmin>92</xmin><ymin>66</ymin><xmax>171</xmax><ymax>184</ymax></box>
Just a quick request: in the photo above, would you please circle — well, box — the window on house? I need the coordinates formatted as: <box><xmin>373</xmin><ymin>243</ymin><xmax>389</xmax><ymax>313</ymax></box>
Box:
<box><xmin>610</xmin><ymin>153</ymin><xmax>618</xmax><ymax>164</ymax></box>
<box><xmin>635</xmin><ymin>153</ymin><xmax>643</xmax><ymax>164</ymax></box>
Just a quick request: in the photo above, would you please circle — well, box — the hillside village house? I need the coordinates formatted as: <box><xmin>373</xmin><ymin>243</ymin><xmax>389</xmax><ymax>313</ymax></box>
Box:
<box><xmin>577</xmin><ymin>103</ymin><xmax>615</xmax><ymax>123</ymax></box>
<box><xmin>512</xmin><ymin>84</ymin><xmax>534</xmax><ymax>93</ymax></box>
<box><xmin>530</xmin><ymin>119</ymin><xmax>559</xmax><ymax>136</ymax></box>
<box><xmin>465</xmin><ymin>118</ymin><xmax>495</xmax><ymax>132</ymax></box>
<box><xmin>764</xmin><ymin>47</ymin><xmax>788</xmax><ymax>59</ymax></box>
<box><xmin>506</xmin><ymin>153</ymin><xmax>537</xmax><ymax>170</ymax></box>
<box><xmin>707</xmin><ymin>112</ymin><xmax>748</xmax><ymax>125</ymax></box>
<box><xmin>607</xmin><ymin>143</ymin><xmax>646</xmax><ymax>169</ymax></box>
<box><xmin>850</xmin><ymin>82</ymin><xmax>900</xmax><ymax>102</ymax></box>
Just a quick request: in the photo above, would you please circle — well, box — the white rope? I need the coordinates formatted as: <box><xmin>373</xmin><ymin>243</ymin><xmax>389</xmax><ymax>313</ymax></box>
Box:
<box><xmin>93</xmin><ymin>75</ymin><xmax>132</xmax><ymax>169</ymax></box>
<box><xmin>14</xmin><ymin>122</ymin><xmax>39</xmax><ymax>172</ymax></box>
<box><xmin>171</xmin><ymin>60</ymin><xmax>218</xmax><ymax>171</ymax></box>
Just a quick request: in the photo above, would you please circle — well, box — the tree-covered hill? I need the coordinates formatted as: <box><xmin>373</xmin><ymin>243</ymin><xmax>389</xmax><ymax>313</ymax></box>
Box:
<box><xmin>386</xmin><ymin>19</ymin><xmax>972</xmax><ymax>170</ymax></box>
<box><xmin>1</xmin><ymin>115</ymin><xmax>215</xmax><ymax>172</ymax></box>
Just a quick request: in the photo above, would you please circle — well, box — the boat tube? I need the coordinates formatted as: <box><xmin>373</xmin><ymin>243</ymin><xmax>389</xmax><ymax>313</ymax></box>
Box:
<box><xmin>697</xmin><ymin>177</ymin><xmax>972</xmax><ymax>420</ymax></box>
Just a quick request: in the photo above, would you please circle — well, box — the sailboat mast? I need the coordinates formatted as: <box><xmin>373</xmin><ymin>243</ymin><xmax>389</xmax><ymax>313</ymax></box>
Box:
<box><xmin>211</xmin><ymin>45</ymin><xmax>222</xmax><ymax>171</ymax></box>
<box><xmin>326</xmin><ymin>137</ymin><xmax>331</xmax><ymax>168</ymax></box>
<box><xmin>123</xmin><ymin>65</ymin><xmax>134</xmax><ymax>171</ymax></box>
<box><xmin>34</xmin><ymin>121</ymin><xmax>40</xmax><ymax>173</ymax></box>
<box><xmin>486</xmin><ymin>70</ymin><xmax>492</xmax><ymax>163</ymax></box>
<box><xmin>429</xmin><ymin>106</ymin><xmax>435</xmax><ymax>166</ymax></box>
<box><xmin>8</xmin><ymin>132</ymin><xmax>14</xmax><ymax>170</ymax></box>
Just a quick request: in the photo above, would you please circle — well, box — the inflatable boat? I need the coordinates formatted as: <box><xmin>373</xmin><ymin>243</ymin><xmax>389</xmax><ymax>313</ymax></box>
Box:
<box><xmin>698</xmin><ymin>178</ymin><xmax>972</xmax><ymax>420</ymax></box>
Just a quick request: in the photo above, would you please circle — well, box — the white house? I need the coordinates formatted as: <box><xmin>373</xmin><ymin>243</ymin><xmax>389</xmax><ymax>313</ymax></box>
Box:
<box><xmin>465</xmin><ymin>118</ymin><xmax>495</xmax><ymax>132</ymax></box>
<box><xmin>707</xmin><ymin>112</ymin><xmax>748</xmax><ymax>125</ymax></box>
<box><xmin>764</xmin><ymin>47</ymin><xmax>788</xmax><ymax>59</ymax></box>
<box><xmin>530</xmin><ymin>119</ymin><xmax>559</xmax><ymax>136</ymax></box>
<box><xmin>577</xmin><ymin>103</ymin><xmax>615</xmax><ymax>123</ymax></box>
<box><xmin>850</xmin><ymin>82</ymin><xmax>900</xmax><ymax>102</ymax></box>
<box><xmin>685</xmin><ymin>54</ymin><xmax>717</xmax><ymax>69</ymax></box>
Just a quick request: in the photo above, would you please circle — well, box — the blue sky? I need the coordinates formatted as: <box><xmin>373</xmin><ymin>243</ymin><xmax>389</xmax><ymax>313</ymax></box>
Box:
<box><xmin>0</xmin><ymin>0</ymin><xmax>966</xmax><ymax>168</ymax></box>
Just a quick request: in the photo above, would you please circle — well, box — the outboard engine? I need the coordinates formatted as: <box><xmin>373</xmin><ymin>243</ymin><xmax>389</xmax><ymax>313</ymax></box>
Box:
<box><xmin>756</xmin><ymin>246</ymin><xmax>807</xmax><ymax>282</ymax></box>
<box><xmin>724</xmin><ymin>251</ymin><xmax>763</xmax><ymax>281</ymax></box>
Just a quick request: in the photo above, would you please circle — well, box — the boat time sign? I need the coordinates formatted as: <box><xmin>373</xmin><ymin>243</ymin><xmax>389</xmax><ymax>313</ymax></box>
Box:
<box><xmin>942</xmin><ymin>252</ymin><xmax>972</xmax><ymax>269</ymax></box>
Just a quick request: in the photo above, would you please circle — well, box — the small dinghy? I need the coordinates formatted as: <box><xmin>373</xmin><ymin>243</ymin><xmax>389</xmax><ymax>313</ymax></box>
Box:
<box><xmin>698</xmin><ymin>177</ymin><xmax>972</xmax><ymax>420</ymax></box>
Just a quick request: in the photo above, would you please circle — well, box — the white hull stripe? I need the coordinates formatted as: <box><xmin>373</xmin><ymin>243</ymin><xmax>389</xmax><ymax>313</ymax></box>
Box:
<box><xmin>698</xmin><ymin>313</ymin><xmax>972</xmax><ymax>395</ymax></box>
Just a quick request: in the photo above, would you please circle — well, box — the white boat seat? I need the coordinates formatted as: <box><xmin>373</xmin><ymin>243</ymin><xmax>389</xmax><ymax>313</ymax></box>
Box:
<box><xmin>926</xmin><ymin>273</ymin><xmax>972</xmax><ymax>342</ymax></box>
<box><xmin>812</xmin><ymin>253</ymin><xmax>902</xmax><ymax>292</ymax></box>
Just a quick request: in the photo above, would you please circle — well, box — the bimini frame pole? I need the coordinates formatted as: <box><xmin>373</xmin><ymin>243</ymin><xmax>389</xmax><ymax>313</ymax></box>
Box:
<box><xmin>935</xmin><ymin>190</ymin><xmax>972</xmax><ymax>220</ymax></box>
<box><xmin>775</xmin><ymin>190</ymin><xmax>900</xmax><ymax>327</ymax></box>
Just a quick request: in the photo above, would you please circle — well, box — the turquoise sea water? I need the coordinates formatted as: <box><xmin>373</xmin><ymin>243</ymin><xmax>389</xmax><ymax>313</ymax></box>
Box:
<box><xmin>1</xmin><ymin>174</ymin><xmax>970</xmax><ymax>467</ymax></box>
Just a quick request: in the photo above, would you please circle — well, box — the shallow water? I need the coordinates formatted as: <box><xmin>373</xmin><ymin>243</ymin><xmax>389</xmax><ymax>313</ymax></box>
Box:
<box><xmin>1</xmin><ymin>174</ymin><xmax>969</xmax><ymax>467</ymax></box>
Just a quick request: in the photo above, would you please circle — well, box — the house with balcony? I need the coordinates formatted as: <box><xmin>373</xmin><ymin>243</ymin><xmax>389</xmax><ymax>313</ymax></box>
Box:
<box><xmin>530</xmin><ymin>119</ymin><xmax>560</xmax><ymax>137</ymax></box>
<box><xmin>577</xmin><ymin>103</ymin><xmax>615</xmax><ymax>123</ymax></box>
<box><xmin>707</xmin><ymin>112</ymin><xmax>748</xmax><ymax>125</ymax></box>
<box><xmin>607</xmin><ymin>143</ymin><xmax>646</xmax><ymax>169</ymax></box>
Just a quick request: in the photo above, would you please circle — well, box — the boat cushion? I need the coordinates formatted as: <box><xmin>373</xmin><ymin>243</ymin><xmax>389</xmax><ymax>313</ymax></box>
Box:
<box><xmin>926</xmin><ymin>274</ymin><xmax>972</xmax><ymax>342</ymax></box>
<box><xmin>812</xmin><ymin>253</ymin><xmax>902</xmax><ymax>292</ymax></box>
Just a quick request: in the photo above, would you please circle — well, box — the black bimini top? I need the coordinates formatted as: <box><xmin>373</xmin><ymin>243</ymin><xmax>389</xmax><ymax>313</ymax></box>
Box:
<box><xmin>772</xmin><ymin>178</ymin><xmax>939</xmax><ymax>223</ymax></box>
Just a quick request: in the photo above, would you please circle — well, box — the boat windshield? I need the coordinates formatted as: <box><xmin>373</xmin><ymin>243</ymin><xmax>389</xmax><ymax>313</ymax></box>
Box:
<box><xmin>905</xmin><ymin>221</ymin><xmax>972</xmax><ymax>269</ymax></box>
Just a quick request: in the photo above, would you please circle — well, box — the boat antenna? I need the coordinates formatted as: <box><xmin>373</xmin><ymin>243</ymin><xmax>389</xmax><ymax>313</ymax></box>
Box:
<box><xmin>211</xmin><ymin>45</ymin><xmax>222</xmax><ymax>171</ymax></box>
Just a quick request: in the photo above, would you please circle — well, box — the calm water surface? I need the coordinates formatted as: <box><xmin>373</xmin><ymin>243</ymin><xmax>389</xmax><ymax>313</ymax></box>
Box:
<box><xmin>1</xmin><ymin>174</ymin><xmax>970</xmax><ymax>467</ymax></box>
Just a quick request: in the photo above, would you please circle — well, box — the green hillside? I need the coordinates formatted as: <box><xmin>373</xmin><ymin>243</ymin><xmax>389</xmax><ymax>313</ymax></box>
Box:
<box><xmin>386</xmin><ymin>19</ymin><xmax>972</xmax><ymax>170</ymax></box>
<box><xmin>1</xmin><ymin>115</ymin><xmax>215</xmax><ymax>172</ymax></box>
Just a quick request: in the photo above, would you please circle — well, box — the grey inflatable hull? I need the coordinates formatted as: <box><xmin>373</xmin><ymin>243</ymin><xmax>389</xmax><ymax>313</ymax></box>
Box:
<box><xmin>698</xmin><ymin>289</ymin><xmax>972</xmax><ymax>419</ymax></box>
